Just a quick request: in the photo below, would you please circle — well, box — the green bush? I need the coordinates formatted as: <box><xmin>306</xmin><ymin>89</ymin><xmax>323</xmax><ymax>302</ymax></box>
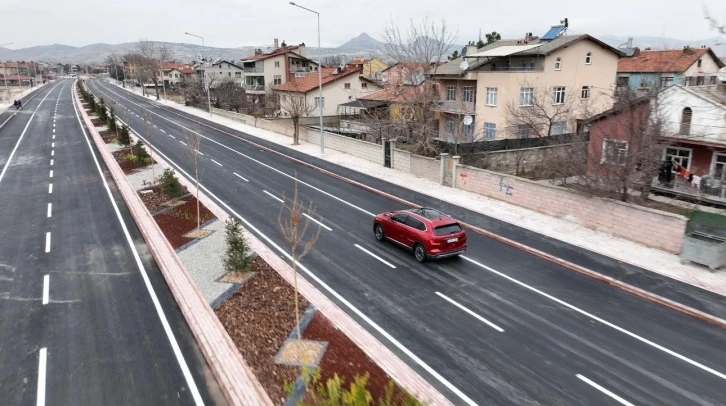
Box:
<box><xmin>223</xmin><ymin>217</ymin><xmax>251</xmax><ymax>273</ymax></box>
<box><xmin>132</xmin><ymin>140</ymin><xmax>150</xmax><ymax>162</ymax></box>
<box><xmin>97</xmin><ymin>102</ymin><xmax>108</xmax><ymax>122</ymax></box>
<box><xmin>117</xmin><ymin>125</ymin><xmax>131</xmax><ymax>146</ymax></box>
<box><xmin>159</xmin><ymin>168</ymin><xmax>185</xmax><ymax>199</ymax></box>
<box><xmin>108</xmin><ymin>107</ymin><xmax>117</xmax><ymax>131</ymax></box>
<box><xmin>287</xmin><ymin>368</ymin><xmax>422</xmax><ymax>406</ymax></box>
<box><xmin>88</xmin><ymin>96</ymin><xmax>95</xmax><ymax>110</ymax></box>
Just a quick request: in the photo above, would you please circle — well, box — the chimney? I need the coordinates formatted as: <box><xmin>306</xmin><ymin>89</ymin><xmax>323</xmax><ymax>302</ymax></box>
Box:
<box><xmin>626</xmin><ymin>37</ymin><xmax>633</xmax><ymax>49</ymax></box>
<box><xmin>633</xmin><ymin>47</ymin><xmax>640</xmax><ymax>57</ymax></box>
<box><xmin>297</xmin><ymin>43</ymin><xmax>306</xmax><ymax>57</ymax></box>
<box><xmin>274</xmin><ymin>38</ymin><xmax>279</xmax><ymax>48</ymax></box>
<box><xmin>254</xmin><ymin>48</ymin><xmax>262</xmax><ymax>55</ymax></box>
<box><xmin>465</xmin><ymin>42</ymin><xmax>478</xmax><ymax>56</ymax></box>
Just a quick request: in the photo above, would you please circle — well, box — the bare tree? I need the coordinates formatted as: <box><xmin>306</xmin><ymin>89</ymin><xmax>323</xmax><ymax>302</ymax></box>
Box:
<box><xmin>360</xmin><ymin>107</ymin><xmax>397</xmax><ymax>144</ymax></box>
<box><xmin>135</xmin><ymin>39</ymin><xmax>172</xmax><ymax>100</ymax></box>
<box><xmin>277</xmin><ymin>175</ymin><xmax>321</xmax><ymax>340</ymax></box>
<box><xmin>380</xmin><ymin>17</ymin><xmax>457</xmax><ymax>156</ymax></box>
<box><xmin>214</xmin><ymin>78</ymin><xmax>247</xmax><ymax>112</ymax></box>
<box><xmin>320</xmin><ymin>55</ymin><xmax>343</xmax><ymax>67</ymax></box>
<box><xmin>704</xmin><ymin>7</ymin><xmax>726</xmax><ymax>36</ymax></box>
<box><xmin>143</xmin><ymin>110</ymin><xmax>156</xmax><ymax>184</ymax></box>
<box><xmin>277</xmin><ymin>84</ymin><xmax>315</xmax><ymax>145</ymax></box>
<box><xmin>184</xmin><ymin>124</ymin><xmax>205</xmax><ymax>232</ymax></box>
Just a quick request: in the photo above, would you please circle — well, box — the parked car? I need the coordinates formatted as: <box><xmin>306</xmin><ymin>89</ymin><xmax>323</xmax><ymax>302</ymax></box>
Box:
<box><xmin>373</xmin><ymin>207</ymin><xmax>467</xmax><ymax>262</ymax></box>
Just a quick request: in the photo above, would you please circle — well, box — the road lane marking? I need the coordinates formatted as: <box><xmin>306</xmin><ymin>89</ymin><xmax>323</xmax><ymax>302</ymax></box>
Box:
<box><xmin>435</xmin><ymin>292</ymin><xmax>504</xmax><ymax>332</ymax></box>
<box><xmin>42</xmin><ymin>275</ymin><xmax>49</xmax><ymax>305</ymax></box>
<box><xmin>263</xmin><ymin>190</ymin><xmax>283</xmax><ymax>203</ymax></box>
<box><xmin>50</xmin><ymin>159</ymin><xmax>53</xmax><ymax>166</ymax></box>
<box><xmin>48</xmin><ymin>184</ymin><xmax>52</xmax><ymax>194</ymax></box>
<box><xmin>45</xmin><ymin>232</ymin><xmax>51</xmax><ymax>253</ymax></box>
<box><xmin>179</xmin><ymin>140</ymin><xmax>186</xmax><ymax>146</ymax></box>
<box><xmin>233</xmin><ymin>172</ymin><xmax>249</xmax><ymax>182</ymax></box>
<box><xmin>52</xmin><ymin>134</ymin><xmax>55</xmax><ymax>140</ymax></box>
<box><xmin>0</xmin><ymin>81</ymin><xmax>64</xmax><ymax>187</ymax></box>
<box><xmin>51</xmin><ymin>142</ymin><xmax>54</xmax><ymax>148</ymax></box>
<box><xmin>160</xmin><ymin>129</ymin><xmax>166</xmax><ymax>133</ymax></box>
<box><xmin>106</xmin><ymin>110</ymin><xmax>476</xmax><ymax>406</ymax></box>
<box><xmin>49</xmin><ymin>170</ymin><xmax>53</xmax><ymax>178</ymax></box>
<box><xmin>71</xmin><ymin>85</ymin><xmax>204</xmax><ymax>405</ymax></box>
<box><xmin>461</xmin><ymin>255</ymin><xmax>726</xmax><ymax>381</ymax></box>
<box><xmin>576</xmin><ymin>375</ymin><xmax>634</xmax><ymax>406</ymax></box>
<box><xmin>52</xmin><ymin>129</ymin><xmax>55</xmax><ymax>133</ymax></box>
<box><xmin>354</xmin><ymin>244</ymin><xmax>396</xmax><ymax>269</ymax></box>
<box><xmin>211</xmin><ymin>159</ymin><xmax>223</xmax><ymax>167</ymax></box>
<box><xmin>195</xmin><ymin>150</ymin><xmax>204</xmax><ymax>156</ymax></box>
<box><xmin>169</xmin><ymin>134</ymin><xmax>175</xmax><ymax>139</ymax></box>
<box><xmin>51</xmin><ymin>150</ymin><xmax>54</xmax><ymax>156</ymax></box>
<box><xmin>47</xmin><ymin>203</ymin><xmax>52</xmax><ymax>218</ymax></box>
<box><xmin>37</xmin><ymin>348</ymin><xmax>47</xmax><ymax>406</ymax></box>
<box><xmin>303</xmin><ymin>213</ymin><xmax>332</xmax><ymax>231</ymax></box>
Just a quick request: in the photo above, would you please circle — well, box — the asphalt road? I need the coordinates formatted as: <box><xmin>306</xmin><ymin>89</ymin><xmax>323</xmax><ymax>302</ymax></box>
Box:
<box><xmin>0</xmin><ymin>80</ymin><xmax>226</xmax><ymax>405</ymax></box>
<box><xmin>90</xmin><ymin>79</ymin><xmax>726</xmax><ymax>406</ymax></box>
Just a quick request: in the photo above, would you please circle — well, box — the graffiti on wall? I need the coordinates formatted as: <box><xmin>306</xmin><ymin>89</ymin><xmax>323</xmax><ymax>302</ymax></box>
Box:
<box><xmin>498</xmin><ymin>176</ymin><xmax>514</xmax><ymax>196</ymax></box>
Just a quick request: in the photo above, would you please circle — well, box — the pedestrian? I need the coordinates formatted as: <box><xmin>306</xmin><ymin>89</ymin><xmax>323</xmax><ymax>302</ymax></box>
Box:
<box><xmin>17</xmin><ymin>100</ymin><xmax>22</xmax><ymax>110</ymax></box>
<box><xmin>13</xmin><ymin>100</ymin><xmax>19</xmax><ymax>110</ymax></box>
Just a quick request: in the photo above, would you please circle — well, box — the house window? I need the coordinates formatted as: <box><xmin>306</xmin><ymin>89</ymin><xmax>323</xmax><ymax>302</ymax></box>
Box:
<box><xmin>315</xmin><ymin>97</ymin><xmax>325</xmax><ymax>109</ymax></box>
<box><xmin>445</xmin><ymin>117</ymin><xmax>455</xmax><ymax>134</ymax></box>
<box><xmin>602</xmin><ymin>139</ymin><xmax>628</xmax><ymax>165</ymax></box>
<box><xmin>661</xmin><ymin>76</ymin><xmax>673</xmax><ymax>87</ymax></box>
<box><xmin>697</xmin><ymin>59</ymin><xmax>702</xmax><ymax>68</ymax></box>
<box><xmin>175</xmin><ymin>74</ymin><xmax>179</xmax><ymax>78</ymax></box>
<box><xmin>228</xmin><ymin>72</ymin><xmax>232</xmax><ymax>77</ymax></box>
<box><xmin>711</xmin><ymin>76</ymin><xmax>718</xmax><ymax>85</ymax></box>
<box><xmin>294</xmin><ymin>72</ymin><xmax>307</xmax><ymax>78</ymax></box>
<box><xmin>685</xmin><ymin>77</ymin><xmax>693</xmax><ymax>86</ymax></box>
<box><xmin>484</xmin><ymin>123</ymin><xmax>496</xmax><ymax>140</ymax></box>
<box><xmin>551</xmin><ymin>121</ymin><xmax>567</xmax><ymax>135</ymax></box>
<box><xmin>581</xmin><ymin>86</ymin><xmax>590</xmax><ymax>99</ymax></box>
<box><xmin>362</xmin><ymin>82</ymin><xmax>368</xmax><ymax>89</ymax></box>
<box><xmin>485</xmin><ymin>87</ymin><xmax>497</xmax><ymax>106</ymax></box>
<box><xmin>520</xmin><ymin>87</ymin><xmax>534</xmax><ymax>106</ymax></box>
<box><xmin>713</xmin><ymin>153</ymin><xmax>726</xmax><ymax>180</ymax></box>
<box><xmin>680</xmin><ymin>107</ymin><xmax>692</xmax><ymax>135</ymax></box>
<box><xmin>446</xmin><ymin>86</ymin><xmax>456</xmax><ymax>101</ymax></box>
<box><xmin>554</xmin><ymin>57</ymin><xmax>562</xmax><ymax>71</ymax></box>
<box><xmin>235</xmin><ymin>72</ymin><xmax>241</xmax><ymax>78</ymax></box>
<box><xmin>665</xmin><ymin>147</ymin><xmax>691</xmax><ymax>170</ymax></box>
<box><xmin>585</xmin><ymin>52</ymin><xmax>592</xmax><ymax>65</ymax></box>
<box><xmin>344</xmin><ymin>83</ymin><xmax>351</xmax><ymax>89</ymax></box>
<box><xmin>462</xmin><ymin>86</ymin><xmax>474</xmax><ymax>103</ymax></box>
<box><xmin>517</xmin><ymin>124</ymin><xmax>532</xmax><ymax>139</ymax></box>
<box><xmin>273</xmin><ymin>75</ymin><xmax>282</xmax><ymax>86</ymax></box>
<box><xmin>552</xmin><ymin>86</ymin><xmax>566</xmax><ymax>104</ymax></box>
<box><xmin>275</xmin><ymin>61</ymin><xmax>280</xmax><ymax>68</ymax></box>
<box><xmin>463</xmin><ymin>120</ymin><xmax>474</xmax><ymax>136</ymax></box>
<box><xmin>616</xmin><ymin>76</ymin><xmax>629</xmax><ymax>87</ymax></box>
<box><xmin>696</xmin><ymin>76</ymin><xmax>705</xmax><ymax>86</ymax></box>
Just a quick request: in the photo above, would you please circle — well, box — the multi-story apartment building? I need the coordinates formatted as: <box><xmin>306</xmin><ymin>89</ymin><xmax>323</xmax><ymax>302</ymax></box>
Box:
<box><xmin>432</xmin><ymin>30</ymin><xmax>623</xmax><ymax>141</ymax></box>
<box><xmin>616</xmin><ymin>46</ymin><xmax>724</xmax><ymax>94</ymax></box>
<box><xmin>195</xmin><ymin>60</ymin><xmax>245</xmax><ymax>87</ymax></box>
<box><xmin>238</xmin><ymin>40</ymin><xmax>319</xmax><ymax>97</ymax></box>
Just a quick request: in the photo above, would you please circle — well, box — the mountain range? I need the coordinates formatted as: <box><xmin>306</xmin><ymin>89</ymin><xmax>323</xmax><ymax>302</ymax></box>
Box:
<box><xmin>0</xmin><ymin>32</ymin><xmax>723</xmax><ymax>65</ymax></box>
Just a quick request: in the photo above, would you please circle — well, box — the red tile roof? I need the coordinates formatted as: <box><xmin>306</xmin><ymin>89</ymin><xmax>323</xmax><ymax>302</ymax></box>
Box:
<box><xmin>160</xmin><ymin>61</ymin><xmax>186</xmax><ymax>71</ymax></box>
<box><xmin>359</xmin><ymin>84</ymin><xmax>433</xmax><ymax>103</ymax></box>
<box><xmin>178</xmin><ymin>66</ymin><xmax>195</xmax><ymax>74</ymax></box>
<box><xmin>617</xmin><ymin>48</ymin><xmax>720</xmax><ymax>73</ymax></box>
<box><xmin>243</xmin><ymin>45</ymin><xmax>302</xmax><ymax>61</ymax></box>
<box><xmin>274</xmin><ymin>67</ymin><xmax>362</xmax><ymax>93</ymax></box>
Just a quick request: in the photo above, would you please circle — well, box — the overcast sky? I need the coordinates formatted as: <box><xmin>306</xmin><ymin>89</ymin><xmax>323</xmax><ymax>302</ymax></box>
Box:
<box><xmin>2</xmin><ymin>0</ymin><xmax>725</xmax><ymax>49</ymax></box>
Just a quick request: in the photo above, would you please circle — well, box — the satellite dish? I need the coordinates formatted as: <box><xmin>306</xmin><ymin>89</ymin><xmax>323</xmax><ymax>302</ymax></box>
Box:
<box><xmin>461</xmin><ymin>46</ymin><xmax>468</xmax><ymax>57</ymax></box>
<box><xmin>463</xmin><ymin>115</ymin><xmax>473</xmax><ymax>126</ymax></box>
<box><xmin>460</xmin><ymin>61</ymin><xmax>469</xmax><ymax>71</ymax></box>
<box><xmin>717</xmin><ymin>67</ymin><xmax>726</xmax><ymax>83</ymax></box>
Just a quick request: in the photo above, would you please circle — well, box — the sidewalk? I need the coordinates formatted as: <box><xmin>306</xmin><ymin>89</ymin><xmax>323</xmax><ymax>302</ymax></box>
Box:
<box><xmin>0</xmin><ymin>84</ymin><xmax>46</xmax><ymax>113</ymax></box>
<box><xmin>106</xmin><ymin>80</ymin><xmax>726</xmax><ymax>300</ymax></box>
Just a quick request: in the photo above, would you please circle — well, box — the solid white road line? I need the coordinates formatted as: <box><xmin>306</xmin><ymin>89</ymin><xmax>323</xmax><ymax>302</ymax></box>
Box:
<box><xmin>37</xmin><ymin>348</ymin><xmax>47</xmax><ymax>406</ymax></box>
<box><xmin>461</xmin><ymin>255</ymin><xmax>726</xmax><ymax>381</ymax></box>
<box><xmin>109</xmin><ymin>112</ymin><xmax>477</xmax><ymax>406</ymax></box>
<box><xmin>354</xmin><ymin>244</ymin><xmax>396</xmax><ymax>269</ymax></box>
<box><xmin>0</xmin><ymin>81</ymin><xmax>64</xmax><ymax>187</ymax></box>
<box><xmin>45</xmin><ymin>232</ymin><xmax>51</xmax><ymax>253</ymax></box>
<box><xmin>303</xmin><ymin>213</ymin><xmax>332</xmax><ymax>231</ymax></box>
<box><xmin>48</xmin><ymin>184</ymin><xmax>52</xmax><ymax>194</ymax></box>
<box><xmin>576</xmin><ymin>375</ymin><xmax>634</xmax><ymax>406</ymax></box>
<box><xmin>263</xmin><ymin>190</ymin><xmax>284</xmax><ymax>203</ymax></box>
<box><xmin>42</xmin><ymin>275</ymin><xmax>49</xmax><ymax>305</ymax></box>
<box><xmin>49</xmin><ymin>170</ymin><xmax>53</xmax><ymax>178</ymax></box>
<box><xmin>233</xmin><ymin>172</ymin><xmax>249</xmax><ymax>182</ymax></box>
<box><xmin>435</xmin><ymin>292</ymin><xmax>504</xmax><ymax>332</ymax></box>
<box><xmin>47</xmin><ymin>203</ymin><xmax>52</xmax><ymax>218</ymax></box>
<box><xmin>71</xmin><ymin>86</ymin><xmax>205</xmax><ymax>405</ymax></box>
<box><xmin>179</xmin><ymin>140</ymin><xmax>186</xmax><ymax>146</ymax></box>
<box><xmin>211</xmin><ymin>159</ymin><xmax>223</xmax><ymax>167</ymax></box>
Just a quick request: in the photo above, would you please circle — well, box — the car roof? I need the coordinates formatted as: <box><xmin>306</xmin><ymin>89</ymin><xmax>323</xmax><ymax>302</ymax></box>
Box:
<box><xmin>402</xmin><ymin>208</ymin><xmax>456</xmax><ymax>225</ymax></box>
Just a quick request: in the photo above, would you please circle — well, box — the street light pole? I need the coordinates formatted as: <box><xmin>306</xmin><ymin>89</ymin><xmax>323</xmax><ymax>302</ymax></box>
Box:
<box><xmin>289</xmin><ymin>2</ymin><xmax>324</xmax><ymax>154</ymax></box>
<box><xmin>185</xmin><ymin>32</ymin><xmax>211</xmax><ymax>117</ymax></box>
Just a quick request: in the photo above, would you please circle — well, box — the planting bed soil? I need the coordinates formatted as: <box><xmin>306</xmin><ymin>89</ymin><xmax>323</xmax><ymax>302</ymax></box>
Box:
<box><xmin>153</xmin><ymin>195</ymin><xmax>214</xmax><ymax>249</ymax></box>
<box><xmin>138</xmin><ymin>185</ymin><xmax>186</xmax><ymax>213</ymax></box>
<box><xmin>215</xmin><ymin>256</ymin><xmax>308</xmax><ymax>405</ymax></box>
<box><xmin>89</xmin><ymin>117</ymin><xmax>102</xmax><ymax>127</ymax></box>
<box><xmin>302</xmin><ymin>313</ymin><xmax>412</xmax><ymax>403</ymax></box>
<box><xmin>111</xmin><ymin>149</ymin><xmax>155</xmax><ymax>174</ymax></box>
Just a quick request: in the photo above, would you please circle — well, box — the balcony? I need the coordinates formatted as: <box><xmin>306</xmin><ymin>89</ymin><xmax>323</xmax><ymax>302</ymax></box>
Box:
<box><xmin>244</xmin><ymin>84</ymin><xmax>266</xmax><ymax>93</ymax></box>
<box><xmin>484</xmin><ymin>66</ymin><xmax>544</xmax><ymax>73</ymax></box>
<box><xmin>244</xmin><ymin>66</ymin><xmax>264</xmax><ymax>73</ymax></box>
<box><xmin>290</xmin><ymin>65</ymin><xmax>313</xmax><ymax>73</ymax></box>
<box><xmin>432</xmin><ymin>100</ymin><xmax>476</xmax><ymax>115</ymax></box>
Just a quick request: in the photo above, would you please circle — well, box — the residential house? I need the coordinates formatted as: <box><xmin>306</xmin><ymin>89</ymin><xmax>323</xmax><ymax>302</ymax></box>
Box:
<box><xmin>238</xmin><ymin>39</ymin><xmax>319</xmax><ymax>98</ymax></box>
<box><xmin>1</xmin><ymin>61</ymin><xmax>42</xmax><ymax>79</ymax></box>
<box><xmin>616</xmin><ymin>46</ymin><xmax>724</xmax><ymax>94</ymax></box>
<box><xmin>195</xmin><ymin>60</ymin><xmax>245</xmax><ymax>87</ymax></box>
<box><xmin>381</xmin><ymin>62</ymin><xmax>433</xmax><ymax>86</ymax></box>
<box><xmin>1</xmin><ymin>75</ymin><xmax>34</xmax><ymax>86</ymax></box>
<box><xmin>432</xmin><ymin>29</ymin><xmax>623</xmax><ymax>142</ymax></box>
<box><xmin>158</xmin><ymin>61</ymin><xmax>187</xmax><ymax>86</ymax></box>
<box><xmin>346</xmin><ymin>57</ymin><xmax>389</xmax><ymax>81</ymax></box>
<box><xmin>273</xmin><ymin>66</ymin><xmax>382</xmax><ymax>117</ymax></box>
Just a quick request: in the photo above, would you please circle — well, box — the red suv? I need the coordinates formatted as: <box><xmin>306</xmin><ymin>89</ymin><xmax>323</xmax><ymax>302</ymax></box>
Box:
<box><xmin>373</xmin><ymin>207</ymin><xmax>467</xmax><ymax>262</ymax></box>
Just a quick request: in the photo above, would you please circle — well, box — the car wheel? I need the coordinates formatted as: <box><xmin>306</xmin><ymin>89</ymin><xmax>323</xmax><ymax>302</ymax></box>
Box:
<box><xmin>374</xmin><ymin>224</ymin><xmax>385</xmax><ymax>241</ymax></box>
<box><xmin>414</xmin><ymin>244</ymin><xmax>427</xmax><ymax>263</ymax></box>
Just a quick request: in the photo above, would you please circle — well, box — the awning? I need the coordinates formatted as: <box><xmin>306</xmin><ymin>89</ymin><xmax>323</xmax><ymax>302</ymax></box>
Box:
<box><xmin>466</xmin><ymin>44</ymin><xmax>543</xmax><ymax>58</ymax></box>
<box><xmin>338</xmin><ymin>99</ymin><xmax>388</xmax><ymax>109</ymax></box>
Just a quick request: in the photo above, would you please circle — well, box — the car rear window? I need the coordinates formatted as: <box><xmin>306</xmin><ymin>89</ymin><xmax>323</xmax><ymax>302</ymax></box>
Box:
<box><xmin>434</xmin><ymin>223</ymin><xmax>462</xmax><ymax>236</ymax></box>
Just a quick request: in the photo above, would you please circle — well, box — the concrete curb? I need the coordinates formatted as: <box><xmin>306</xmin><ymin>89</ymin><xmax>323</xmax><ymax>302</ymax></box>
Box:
<box><xmin>116</xmin><ymin>89</ymin><xmax>726</xmax><ymax>330</ymax></box>
<box><xmin>96</xmin><ymin>90</ymin><xmax>455</xmax><ymax>405</ymax></box>
<box><xmin>74</xmin><ymin>83</ymin><xmax>274</xmax><ymax>406</ymax></box>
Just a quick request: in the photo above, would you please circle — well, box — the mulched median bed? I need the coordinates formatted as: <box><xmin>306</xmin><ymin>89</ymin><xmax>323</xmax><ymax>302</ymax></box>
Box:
<box><xmin>215</xmin><ymin>256</ymin><xmax>308</xmax><ymax>405</ymax></box>
<box><xmin>111</xmin><ymin>149</ymin><xmax>156</xmax><ymax>174</ymax></box>
<box><xmin>215</xmin><ymin>254</ymin><xmax>416</xmax><ymax>405</ymax></box>
<box><xmin>153</xmin><ymin>195</ymin><xmax>214</xmax><ymax>249</ymax></box>
<box><xmin>138</xmin><ymin>185</ymin><xmax>188</xmax><ymax>213</ymax></box>
<box><xmin>98</xmin><ymin>129</ymin><xmax>117</xmax><ymax>143</ymax></box>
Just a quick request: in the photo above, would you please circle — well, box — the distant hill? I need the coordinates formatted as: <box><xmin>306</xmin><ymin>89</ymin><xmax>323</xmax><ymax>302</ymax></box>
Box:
<box><xmin>2</xmin><ymin>33</ymin><xmax>722</xmax><ymax>65</ymax></box>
